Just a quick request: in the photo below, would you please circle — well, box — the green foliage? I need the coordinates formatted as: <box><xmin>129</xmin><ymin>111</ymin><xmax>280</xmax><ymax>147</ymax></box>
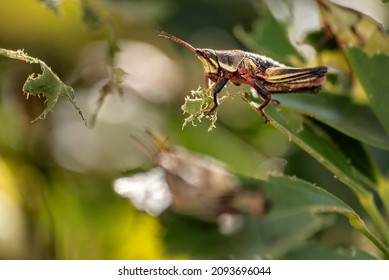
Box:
<box><xmin>0</xmin><ymin>48</ymin><xmax>85</xmax><ymax>124</ymax></box>
<box><xmin>23</xmin><ymin>62</ymin><xmax>85</xmax><ymax>123</ymax></box>
<box><xmin>274</xmin><ymin>94</ymin><xmax>389</xmax><ymax>150</ymax></box>
<box><xmin>165</xmin><ymin>175</ymin><xmax>371</xmax><ymax>259</ymax></box>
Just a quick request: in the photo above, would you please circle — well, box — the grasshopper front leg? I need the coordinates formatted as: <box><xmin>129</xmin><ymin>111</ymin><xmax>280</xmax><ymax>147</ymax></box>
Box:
<box><xmin>207</xmin><ymin>77</ymin><xmax>229</xmax><ymax>117</ymax></box>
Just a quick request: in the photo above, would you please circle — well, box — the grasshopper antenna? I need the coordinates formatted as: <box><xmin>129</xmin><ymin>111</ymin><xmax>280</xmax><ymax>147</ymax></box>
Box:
<box><xmin>157</xmin><ymin>29</ymin><xmax>197</xmax><ymax>54</ymax></box>
<box><xmin>130</xmin><ymin>133</ymin><xmax>156</xmax><ymax>160</ymax></box>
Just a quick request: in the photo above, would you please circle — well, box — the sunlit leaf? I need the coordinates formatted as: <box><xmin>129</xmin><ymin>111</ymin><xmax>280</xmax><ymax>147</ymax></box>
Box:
<box><xmin>318</xmin><ymin>0</ymin><xmax>389</xmax><ymax>55</ymax></box>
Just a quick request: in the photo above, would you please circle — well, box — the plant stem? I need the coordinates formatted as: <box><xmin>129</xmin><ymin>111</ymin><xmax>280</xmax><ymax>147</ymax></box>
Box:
<box><xmin>356</xmin><ymin>191</ymin><xmax>389</xmax><ymax>245</ymax></box>
<box><xmin>346</xmin><ymin>211</ymin><xmax>389</xmax><ymax>259</ymax></box>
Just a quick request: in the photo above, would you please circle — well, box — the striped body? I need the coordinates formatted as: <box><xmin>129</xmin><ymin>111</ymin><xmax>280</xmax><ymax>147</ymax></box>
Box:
<box><xmin>204</xmin><ymin>49</ymin><xmax>326</xmax><ymax>94</ymax></box>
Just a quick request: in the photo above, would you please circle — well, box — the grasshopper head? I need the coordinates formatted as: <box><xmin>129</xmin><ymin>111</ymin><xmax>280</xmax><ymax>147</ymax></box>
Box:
<box><xmin>195</xmin><ymin>49</ymin><xmax>219</xmax><ymax>75</ymax></box>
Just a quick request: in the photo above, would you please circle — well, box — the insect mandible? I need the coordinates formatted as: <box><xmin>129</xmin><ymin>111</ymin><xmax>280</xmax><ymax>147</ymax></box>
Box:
<box><xmin>158</xmin><ymin>30</ymin><xmax>327</xmax><ymax>123</ymax></box>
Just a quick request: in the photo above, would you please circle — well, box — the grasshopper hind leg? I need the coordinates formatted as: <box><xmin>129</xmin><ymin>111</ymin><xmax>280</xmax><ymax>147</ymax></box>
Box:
<box><xmin>246</xmin><ymin>76</ymin><xmax>273</xmax><ymax>124</ymax></box>
<box><xmin>256</xmin><ymin>97</ymin><xmax>271</xmax><ymax>124</ymax></box>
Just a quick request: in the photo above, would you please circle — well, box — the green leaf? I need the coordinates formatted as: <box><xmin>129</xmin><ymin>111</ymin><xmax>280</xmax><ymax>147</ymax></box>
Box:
<box><xmin>317</xmin><ymin>123</ymin><xmax>378</xmax><ymax>184</ymax></box>
<box><xmin>164</xmin><ymin>175</ymin><xmax>362</xmax><ymax>259</ymax></box>
<box><xmin>23</xmin><ymin>61</ymin><xmax>86</xmax><ymax>125</ymax></box>
<box><xmin>275</xmin><ymin>94</ymin><xmax>389</xmax><ymax>150</ymax></box>
<box><xmin>252</xmin><ymin>105</ymin><xmax>389</xmax><ymax>254</ymax></box>
<box><xmin>238</xmin><ymin>102</ymin><xmax>357</xmax><ymax>186</ymax></box>
<box><xmin>164</xmin><ymin>211</ymin><xmax>327</xmax><ymax>259</ymax></box>
<box><xmin>260</xmin><ymin>105</ymin><xmax>371</xmax><ymax>193</ymax></box>
<box><xmin>0</xmin><ymin>48</ymin><xmax>86</xmax><ymax>125</ymax></box>
<box><xmin>346</xmin><ymin>48</ymin><xmax>389</xmax><ymax>136</ymax></box>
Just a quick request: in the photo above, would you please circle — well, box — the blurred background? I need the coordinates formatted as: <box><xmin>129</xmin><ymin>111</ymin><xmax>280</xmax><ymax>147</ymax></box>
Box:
<box><xmin>0</xmin><ymin>0</ymin><xmax>388</xmax><ymax>259</ymax></box>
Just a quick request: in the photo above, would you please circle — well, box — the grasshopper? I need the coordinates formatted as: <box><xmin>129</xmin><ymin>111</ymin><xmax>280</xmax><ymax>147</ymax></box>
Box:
<box><xmin>158</xmin><ymin>30</ymin><xmax>327</xmax><ymax>123</ymax></box>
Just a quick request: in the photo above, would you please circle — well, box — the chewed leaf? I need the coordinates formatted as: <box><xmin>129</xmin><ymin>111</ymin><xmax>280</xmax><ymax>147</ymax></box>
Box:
<box><xmin>181</xmin><ymin>86</ymin><xmax>213</xmax><ymax>129</ymax></box>
<box><xmin>22</xmin><ymin>61</ymin><xmax>86</xmax><ymax>125</ymax></box>
<box><xmin>181</xmin><ymin>85</ymin><xmax>240</xmax><ymax>131</ymax></box>
<box><xmin>182</xmin><ymin>96</ymin><xmax>207</xmax><ymax>115</ymax></box>
<box><xmin>1</xmin><ymin>48</ymin><xmax>86</xmax><ymax>125</ymax></box>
